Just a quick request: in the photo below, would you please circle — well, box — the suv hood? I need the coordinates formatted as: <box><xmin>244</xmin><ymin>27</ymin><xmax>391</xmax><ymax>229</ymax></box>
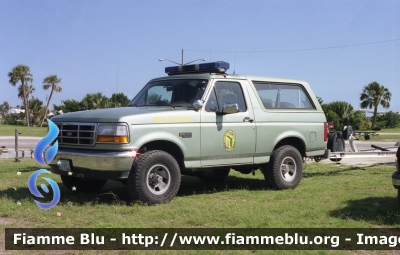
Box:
<box><xmin>51</xmin><ymin>107</ymin><xmax>198</xmax><ymax>124</ymax></box>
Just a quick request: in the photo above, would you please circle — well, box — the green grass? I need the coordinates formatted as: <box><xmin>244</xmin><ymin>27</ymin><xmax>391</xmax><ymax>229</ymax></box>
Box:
<box><xmin>1</xmin><ymin>158</ymin><xmax>400</xmax><ymax>254</ymax></box>
<box><xmin>357</xmin><ymin>127</ymin><xmax>400</xmax><ymax>133</ymax></box>
<box><xmin>0</xmin><ymin>122</ymin><xmax>47</xmax><ymax>137</ymax></box>
<box><xmin>354</xmin><ymin>134</ymin><xmax>400</xmax><ymax>143</ymax></box>
<box><xmin>377</xmin><ymin>127</ymin><xmax>400</xmax><ymax>133</ymax></box>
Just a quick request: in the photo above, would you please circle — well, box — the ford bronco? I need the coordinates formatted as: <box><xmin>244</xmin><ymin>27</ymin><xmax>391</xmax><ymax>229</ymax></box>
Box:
<box><xmin>49</xmin><ymin>61</ymin><xmax>328</xmax><ymax>204</ymax></box>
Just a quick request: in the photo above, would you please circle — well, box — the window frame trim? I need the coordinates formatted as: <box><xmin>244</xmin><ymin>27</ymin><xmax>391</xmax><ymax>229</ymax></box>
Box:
<box><xmin>251</xmin><ymin>81</ymin><xmax>317</xmax><ymax>110</ymax></box>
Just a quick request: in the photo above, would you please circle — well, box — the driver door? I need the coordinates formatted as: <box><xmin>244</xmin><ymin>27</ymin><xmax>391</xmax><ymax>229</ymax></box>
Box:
<box><xmin>200</xmin><ymin>80</ymin><xmax>256</xmax><ymax>167</ymax></box>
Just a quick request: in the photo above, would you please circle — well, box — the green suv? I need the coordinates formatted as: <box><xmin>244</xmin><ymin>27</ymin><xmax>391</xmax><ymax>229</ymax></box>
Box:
<box><xmin>49</xmin><ymin>61</ymin><xmax>328</xmax><ymax>204</ymax></box>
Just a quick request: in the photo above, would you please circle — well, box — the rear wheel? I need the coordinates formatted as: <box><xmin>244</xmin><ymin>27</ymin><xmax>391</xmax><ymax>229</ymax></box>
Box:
<box><xmin>61</xmin><ymin>176</ymin><xmax>106</xmax><ymax>192</ymax></box>
<box><xmin>127</xmin><ymin>150</ymin><xmax>181</xmax><ymax>205</ymax></box>
<box><xmin>197</xmin><ymin>168</ymin><xmax>230</xmax><ymax>182</ymax></box>
<box><xmin>262</xmin><ymin>145</ymin><xmax>303</xmax><ymax>189</ymax></box>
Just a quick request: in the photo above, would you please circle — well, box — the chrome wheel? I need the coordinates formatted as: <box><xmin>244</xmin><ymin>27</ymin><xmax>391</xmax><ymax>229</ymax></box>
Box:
<box><xmin>146</xmin><ymin>164</ymin><xmax>171</xmax><ymax>195</ymax></box>
<box><xmin>280</xmin><ymin>156</ymin><xmax>297</xmax><ymax>182</ymax></box>
<box><xmin>263</xmin><ymin>145</ymin><xmax>303</xmax><ymax>190</ymax></box>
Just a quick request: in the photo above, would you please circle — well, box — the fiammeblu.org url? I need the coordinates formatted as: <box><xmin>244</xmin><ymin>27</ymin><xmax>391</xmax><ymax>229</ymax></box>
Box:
<box><xmin>173</xmin><ymin>233</ymin><xmax>339</xmax><ymax>247</ymax></box>
<box><xmin>122</xmin><ymin>233</ymin><xmax>340</xmax><ymax>248</ymax></box>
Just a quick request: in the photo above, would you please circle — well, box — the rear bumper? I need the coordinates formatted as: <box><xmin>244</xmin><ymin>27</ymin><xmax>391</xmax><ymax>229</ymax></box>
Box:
<box><xmin>48</xmin><ymin>149</ymin><xmax>136</xmax><ymax>180</ymax></box>
<box><xmin>306</xmin><ymin>149</ymin><xmax>329</xmax><ymax>159</ymax></box>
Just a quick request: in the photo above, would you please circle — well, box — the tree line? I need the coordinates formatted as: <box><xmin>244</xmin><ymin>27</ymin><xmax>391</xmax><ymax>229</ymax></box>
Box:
<box><xmin>1</xmin><ymin>65</ymin><xmax>396</xmax><ymax>130</ymax></box>
<box><xmin>0</xmin><ymin>64</ymin><xmax>130</xmax><ymax>126</ymax></box>
<box><xmin>320</xmin><ymin>81</ymin><xmax>396</xmax><ymax>130</ymax></box>
<box><xmin>52</xmin><ymin>92</ymin><xmax>130</xmax><ymax>113</ymax></box>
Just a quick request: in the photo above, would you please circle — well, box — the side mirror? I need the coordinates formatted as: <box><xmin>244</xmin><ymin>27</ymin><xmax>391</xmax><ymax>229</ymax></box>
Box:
<box><xmin>221</xmin><ymin>103</ymin><xmax>239</xmax><ymax>114</ymax></box>
<box><xmin>192</xmin><ymin>100</ymin><xmax>204</xmax><ymax>111</ymax></box>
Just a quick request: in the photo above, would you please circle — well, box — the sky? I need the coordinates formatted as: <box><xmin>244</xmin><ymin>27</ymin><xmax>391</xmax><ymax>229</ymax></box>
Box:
<box><xmin>1</xmin><ymin>0</ymin><xmax>399</xmax><ymax>113</ymax></box>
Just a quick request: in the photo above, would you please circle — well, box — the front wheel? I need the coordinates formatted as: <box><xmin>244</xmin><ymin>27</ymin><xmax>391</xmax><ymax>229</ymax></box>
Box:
<box><xmin>127</xmin><ymin>150</ymin><xmax>181</xmax><ymax>205</ymax></box>
<box><xmin>60</xmin><ymin>176</ymin><xmax>106</xmax><ymax>192</ymax></box>
<box><xmin>262</xmin><ymin>145</ymin><xmax>303</xmax><ymax>190</ymax></box>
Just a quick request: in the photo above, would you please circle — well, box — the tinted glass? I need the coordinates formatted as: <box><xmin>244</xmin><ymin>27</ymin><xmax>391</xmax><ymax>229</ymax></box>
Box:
<box><xmin>129</xmin><ymin>79</ymin><xmax>208</xmax><ymax>107</ymax></box>
<box><xmin>205</xmin><ymin>81</ymin><xmax>247</xmax><ymax>112</ymax></box>
<box><xmin>253</xmin><ymin>82</ymin><xmax>315</xmax><ymax>109</ymax></box>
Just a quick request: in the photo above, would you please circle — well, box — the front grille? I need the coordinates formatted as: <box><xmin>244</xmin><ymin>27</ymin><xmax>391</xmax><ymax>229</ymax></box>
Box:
<box><xmin>55</xmin><ymin>123</ymin><xmax>96</xmax><ymax>146</ymax></box>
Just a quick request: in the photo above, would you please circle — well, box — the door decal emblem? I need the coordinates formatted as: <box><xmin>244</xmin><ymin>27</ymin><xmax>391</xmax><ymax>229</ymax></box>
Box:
<box><xmin>223</xmin><ymin>130</ymin><xmax>236</xmax><ymax>151</ymax></box>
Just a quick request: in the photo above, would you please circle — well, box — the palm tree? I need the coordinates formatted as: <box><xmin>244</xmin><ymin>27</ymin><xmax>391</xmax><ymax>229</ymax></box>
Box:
<box><xmin>29</xmin><ymin>98</ymin><xmax>45</xmax><ymax>125</ymax></box>
<box><xmin>316</xmin><ymin>96</ymin><xmax>323</xmax><ymax>105</ymax></box>
<box><xmin>110</xmin><ymin>92</ymin><xmax>130</xmax><ymax>107</ymax></box>
<box><xmin>81</xmin><ymin>92</ymin><xmax>110</xmax><ymax>109</ymax></box>
<box><xmin>18</xmin><ymin>84</ymin><xmax>35</xmax><ymax>123</ymax></box>
<box><xmin>8</xmin><ymin>65</ymin><xmax>33</xmax><ymax>126</ymax></box>
<box><xmin>18</xmin><ymin>83</ymin><xmax>35</xmax><ymax>100</ymax></box>
<box><xmin>360</xmin><ymin>81</ymin><xmax>392</xmax><ymax>129</ymax></box>
<box><xmin>0</xmin><ymin>101</ymin><xmax>10</xmax><ymax>121</ymax></box>
<box><xmin>40</xmin><ymin>75</ymin><xmax>62</xmax><ymax>127</ymax></box>
<box><xmin>322</xmin><ymin>101</ymin><xmax>354</xmax><ymax>128</ymax></box>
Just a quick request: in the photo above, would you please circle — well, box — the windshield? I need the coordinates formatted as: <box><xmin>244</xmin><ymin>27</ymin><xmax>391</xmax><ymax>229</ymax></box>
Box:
<box><xmin>128</xmin><ymin>79</ymin><xmax>208</xmax><ymax>107</ymax></box>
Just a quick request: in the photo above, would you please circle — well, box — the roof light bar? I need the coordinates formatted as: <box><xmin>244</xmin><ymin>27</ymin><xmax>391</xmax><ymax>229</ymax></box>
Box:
<box><xmin>165</xmin><ymin>61</ymin><xmax>229</xmax><ymax>75</ymax></box>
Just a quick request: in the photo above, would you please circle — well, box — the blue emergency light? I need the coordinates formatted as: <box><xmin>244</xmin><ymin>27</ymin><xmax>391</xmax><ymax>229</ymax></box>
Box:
<box><xmin>165</xmin><ymin>61</ymin><xmax>229</xmax><ymax>75</ymax></box>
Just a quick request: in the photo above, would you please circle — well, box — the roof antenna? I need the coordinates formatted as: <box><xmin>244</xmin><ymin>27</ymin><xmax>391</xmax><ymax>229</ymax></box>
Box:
<box><xmin>233</xmin><ymin>53</ymin><xmax>237</xmax><ymax>74</ymax></box>
<box><xmin>159</xmin><ymin>49</ymin><xmax>206</xmax><ymax>66</ymax></box>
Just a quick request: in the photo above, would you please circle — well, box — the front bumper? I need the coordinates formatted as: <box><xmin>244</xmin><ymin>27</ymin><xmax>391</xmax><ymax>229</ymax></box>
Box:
<box><xmin>49</xmin><ymin>149</ymin><xmax>136</xmax><ymax>180</ymax></box>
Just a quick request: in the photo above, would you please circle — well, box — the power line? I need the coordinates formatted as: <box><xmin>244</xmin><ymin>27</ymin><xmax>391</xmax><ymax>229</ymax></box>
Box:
<box><xmin>186</xmin><ymin>38</ymin><xmax>400</xmax><ymax>54</ymax></box>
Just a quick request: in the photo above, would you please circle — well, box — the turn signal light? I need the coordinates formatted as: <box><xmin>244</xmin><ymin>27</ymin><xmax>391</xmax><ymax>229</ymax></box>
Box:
<box><xmin>97</xmin><ymin>136</ymin><xmax>128</xmax><ymax>143</ymax></box>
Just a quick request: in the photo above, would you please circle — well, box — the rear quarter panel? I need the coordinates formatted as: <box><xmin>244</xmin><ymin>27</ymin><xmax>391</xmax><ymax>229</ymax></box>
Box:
<box><xmin>245</xmin><ymin>77</ymin><xmax>327</xmax><ymax>162</ymax></box>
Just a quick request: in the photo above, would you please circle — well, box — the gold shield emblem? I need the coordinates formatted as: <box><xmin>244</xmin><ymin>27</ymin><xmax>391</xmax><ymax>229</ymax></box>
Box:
<box><xmin>223</xmin><ymin>130</ymin><xmax>236</xmax><ymax>151</ymax></box>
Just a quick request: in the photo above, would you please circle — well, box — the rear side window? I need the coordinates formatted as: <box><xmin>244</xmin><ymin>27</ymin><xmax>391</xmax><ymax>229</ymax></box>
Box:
<box><xmin>253</xmin><ymin>82</ymin><xmax>315</xmax><ymax>109</ymax></box>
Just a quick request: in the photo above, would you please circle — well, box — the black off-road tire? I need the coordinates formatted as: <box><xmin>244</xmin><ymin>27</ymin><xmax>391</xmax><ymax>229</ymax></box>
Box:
<box><xmin>127</xmin><ymin>150</ymin><xmax>181</xmax><ymax>205</ymax></box>
<box><xmin>60</xmin><ymin>176</ymin><xmax>106</xmax><ymax>192</ymax></box>
<box><xmin>197</xmin><ymin>168</ymin><xmax>230</xmax><ymax>182</ymax></box>
<box><xmin>328</xmin><ymin>132</ymin><xmax>345</xmax><ymax>152</ymax></box>
<box><xmin>262</xmin><ymin>145</ymin><xmax>303</xmax><ymax>190</ymax></box>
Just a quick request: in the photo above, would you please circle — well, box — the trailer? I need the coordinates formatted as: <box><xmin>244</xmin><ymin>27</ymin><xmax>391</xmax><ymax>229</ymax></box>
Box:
<box><xmin>321</xmin><ymin>123</ymin><xmax>397</xmax><ymax>162</ymax></box>
<box><xmin>328</xmin><ymin>133</ymin><xmax>398</xmax><ymax>161</ymax></box>
<box><xmin>353</xmin><ymin>131</ymin><xmax>379</xmax><ymax>140</ymax></box>
<box><xmin>321</xmin><ymin>126</ymin><xmax>399</xmax><ymax>206</ymax></box>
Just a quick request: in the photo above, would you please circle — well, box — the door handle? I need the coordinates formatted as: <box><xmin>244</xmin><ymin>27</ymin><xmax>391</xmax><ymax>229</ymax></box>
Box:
<box><xmin>243</xmin><ymin>117</ymin><xmax>254</xmax><ymax>123</ymax></box>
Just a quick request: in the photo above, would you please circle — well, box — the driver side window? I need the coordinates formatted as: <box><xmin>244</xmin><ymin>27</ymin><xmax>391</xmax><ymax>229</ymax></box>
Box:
<box><xmin>205</xmin><ymin>81</ymin><xmax>247</xmax><ymax>112</ymax></box>
<box><xmin>205</xmin><ymin>89</ymin><xmax>218</xmax><ymax>112</ymax></box>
